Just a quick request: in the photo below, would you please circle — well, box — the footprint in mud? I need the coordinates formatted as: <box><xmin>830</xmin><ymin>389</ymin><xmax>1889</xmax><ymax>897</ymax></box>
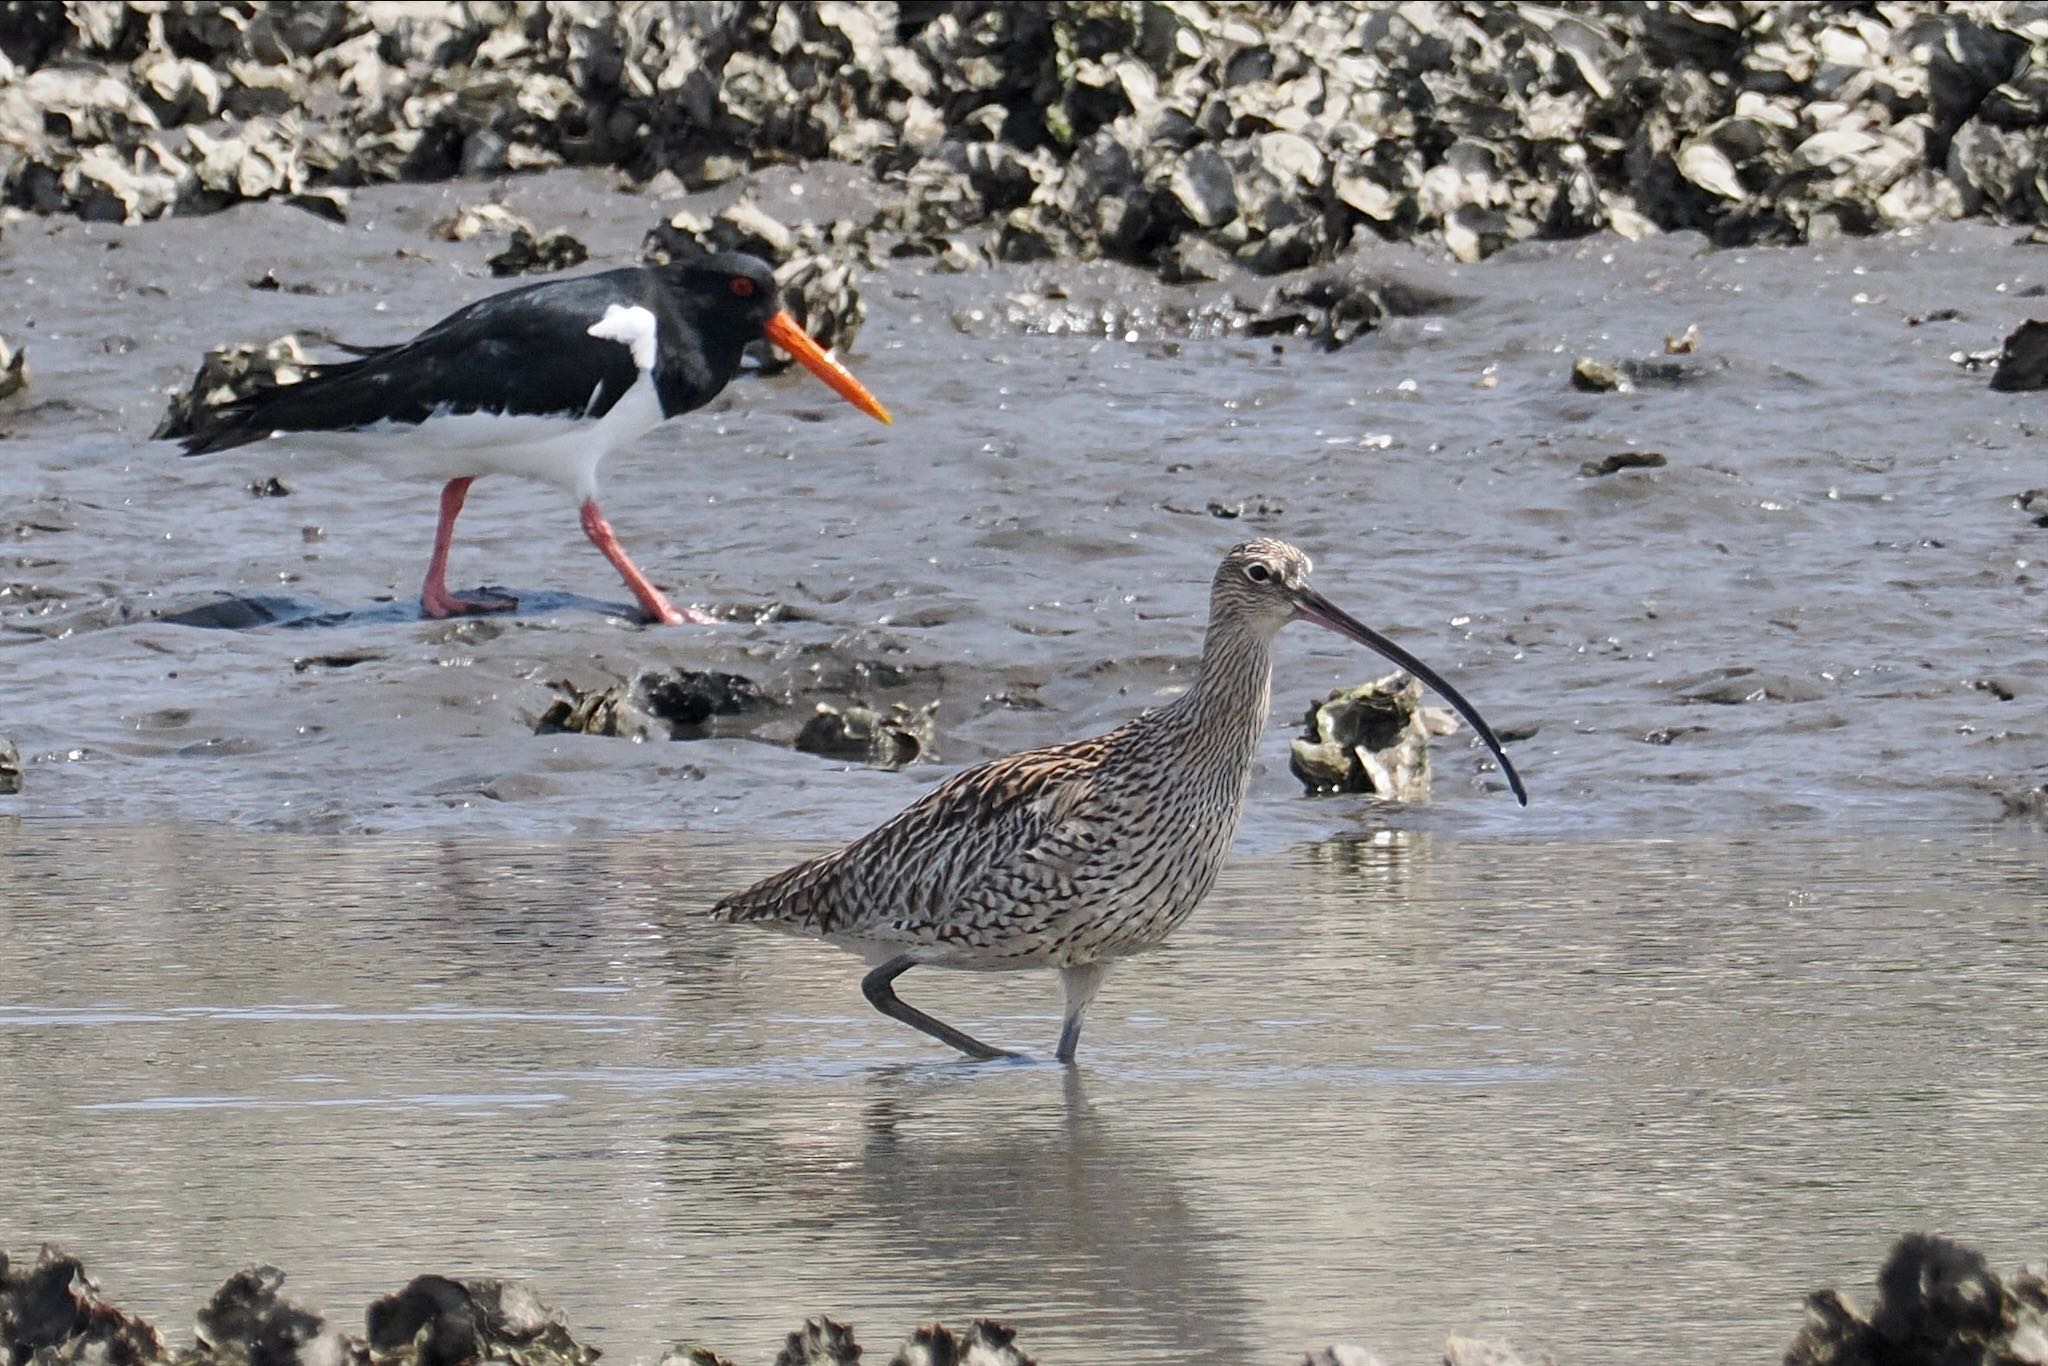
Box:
<box><xmin>149</xmin><ymin>588</ymin><xmax>645</xmax><ymax>630</ymax></box>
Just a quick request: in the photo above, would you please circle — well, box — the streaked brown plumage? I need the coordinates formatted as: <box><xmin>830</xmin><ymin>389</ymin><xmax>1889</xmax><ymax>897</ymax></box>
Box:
<box><xmin>713</xmin><ymin>538</ymin><xmax>1527</xmax><ymax>1063</ymax></box>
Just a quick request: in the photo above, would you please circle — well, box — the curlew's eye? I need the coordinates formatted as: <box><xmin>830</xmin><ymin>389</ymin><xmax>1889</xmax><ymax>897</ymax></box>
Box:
<box><xmin>730</xmin><ymin>276</ymin><xmax>755</xmax><ymax>298</ymax></box>
<box><xmin>1244</xmin><ymin>563</ymin><xmax>1273</xmax><ymax>584</ymax></box>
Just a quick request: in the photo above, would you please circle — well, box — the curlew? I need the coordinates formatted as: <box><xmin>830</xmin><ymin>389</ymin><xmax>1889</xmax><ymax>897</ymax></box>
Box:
<box><xmin>713</xmin><ymin>539</ymin><xmax>1526</xmax><ymax>1063</ymax></box>
<box><xmin>173</xmin><ymin>252</ymin><xmax>891</xmax><ymax>625</ymax></box>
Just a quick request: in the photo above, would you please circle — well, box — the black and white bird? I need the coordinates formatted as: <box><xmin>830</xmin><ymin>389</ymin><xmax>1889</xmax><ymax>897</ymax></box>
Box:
<box><xmin>175</xmin><ymin>252</ymin><xmax>892</xmax><ymax>624</ymax></box>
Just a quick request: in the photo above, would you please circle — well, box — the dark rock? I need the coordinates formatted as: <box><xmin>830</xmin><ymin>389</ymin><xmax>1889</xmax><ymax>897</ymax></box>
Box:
<box><xmin>1195</xmin><ymin>496</ymin><xmax>1284</xmax><ymax>520</ymax></box>
<box><xmin>1167</xmin><ymin>147</ymin><xmax>1239</xmax><ymax>230</ymax></box>
<box><xmin>247</xmin><ymin>477</ymin><xmax>291</xmax><ymax>498</ymax></box>
<box><xmin>1785</xmin><ymin>1232</ymin><xmax>2048</xmax><ymax>1366</ymax></box>
<box><xmin>189</xmin><ymin>1265</ymin><xmax>365</xmax><ymax>1366</ymax></box>
<box><xmin>247</xmin><ymin>271</ymin><xmax>321</xmax><ymax>295</ymax></box>
<box><xmin>364</xmin><ymin>1275</ymin><xmax>596</xmax><ymax>1366</ymax></box>
<box><xmin>2016</xmin><ymin>488</ymin><xmax>2048</xmax><ymax>527</ymax></box>
<box><xmin>1300</xmin><ymin>1349</ymin><xmax>1388</xmax><ymax>1366</ymax></box>
<box><xmin>1580</xmin><ymin>451</ymin><xmax>1668</xmax><ymax>477</ymax></box>
<box><xmin>994</xmin><ymin>205</ymin><xmax>1065</xmax><ymax>263</ymax></box>
<box><xmin>1643</xmin><ymin>725</ymin><xmax>1709</xmax><ymax>745</ymax></box>
<box><xmin>291</xmin><ymin>651</ymin><xmax>384</xmax><ymax>673</ymax></box>
<box><xmin>487</xmin><ymin>227</ymin><xmax>591</xmax><ymax>277</ymax></box>
<box><xmin>0</xmin><ymin>1245</ymin><xmax>169</xmax><ymax>1366</ymax></box>
<box><xmin>1989</xmin><ymin>319</ymin><xmax>2048</xmax><ymax>391</ymax></box>
<box><xmin>0</xmin><ymin>734</ymin><xmax>19</xmax><ymax>794</ymax></box>
<box><xmin>1247</xmin><ymin>270</ymin><xmax>1399</xmax><ymax>350</ymax></box>
<box><xmin>0</xmin><ymin>336</ymin><xmax>26</xmax><ymax>404</ymax></box>
<box><xmin>1155</xmin><ymin>234</ymin><xmax>1232</xmax><ymax>284</ymax></box>
<box><xmin>657</xmin><ymin>1347</ymin><xmax>735</xmax><ymax>1366</ymax></box>
<box><xmin>1571</xmin><ymin>357</ymin><xmax>1624</xmax><ymax>391</ymax></box>
<box><xmin>773</xmin><ymin>1316</ymin><xmax>861</xmax><ymax>1366</ymax></box>
<box><xmin>431</xmin><ymin>202</ymin><xmax>532</xmax><ymax>242</ymax></box>
<box><xmin>1289</xmin><ymin>673</ymin><xmax>1461</xmax><ymax>800</ymax></box>
<box><xmin>794</xmin><ymin>699</ymin><xmax>938</xmax><ymax>769</ymax></box>
<box><xmin>1987</xmin><ymin>780</ymin><xmax>2048</xmax><ymax>824</ymax></box>
<box><xmin>888</xmin><ymin>1320</ymin><xmax>1036</xmax><ymax>1366</ymax></box>
<box><xmin>639</xmin><ymin>670</ymin><xmax>768</xmax><ymax>726</ymax></box>
<box><xmin>537</xmin><ymin>669</ymin><xmax>770</xmax><ymax>740</ymax></box>
<box><xmin>1572</xmin><ymin>355</ymin><xmax>1707</xmax><ymax>393</ymax></box>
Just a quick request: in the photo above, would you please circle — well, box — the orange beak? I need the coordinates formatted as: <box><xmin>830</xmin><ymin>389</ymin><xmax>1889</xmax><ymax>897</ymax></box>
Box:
<box><xmin>763</xmin><ymin>310</ymin><xmax>893</xmax><ymax>425</ymax></box>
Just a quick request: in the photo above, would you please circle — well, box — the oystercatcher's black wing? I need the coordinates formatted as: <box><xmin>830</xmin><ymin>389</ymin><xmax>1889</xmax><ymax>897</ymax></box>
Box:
<box><xmin>178</xmin><ymin>269</ymin><xmax>662</xmax><ymax>455</ymax></box>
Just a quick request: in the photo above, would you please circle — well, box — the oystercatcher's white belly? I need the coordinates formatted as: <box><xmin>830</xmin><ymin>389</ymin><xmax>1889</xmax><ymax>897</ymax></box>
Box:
<box><xmin>275</xmin><ymin>371</ymin><xmax>665</xmax><ymax>503</ymax></box>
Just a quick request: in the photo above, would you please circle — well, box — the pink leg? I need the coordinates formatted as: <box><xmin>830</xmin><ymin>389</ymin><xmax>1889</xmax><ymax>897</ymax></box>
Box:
<box><xmin>420</xmin><ymin>477</ymin><xmax>516</xmax><ymax>618</ymax></box>
<box><xmin>579</xmin><ymin>498</ymin><xmax>714</xmax><ymax>626</ymax></box>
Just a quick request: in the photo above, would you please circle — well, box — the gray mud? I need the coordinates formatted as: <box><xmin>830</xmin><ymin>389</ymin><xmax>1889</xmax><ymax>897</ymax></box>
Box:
<box><xmin>3</xmin><ymin>167</ymin><xmax>2046</xmax><ymax>842</ymax></box>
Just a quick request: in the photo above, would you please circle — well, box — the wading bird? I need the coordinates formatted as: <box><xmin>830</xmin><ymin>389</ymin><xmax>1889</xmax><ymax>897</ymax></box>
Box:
<box><xmin>713</xmin><ymin>538</ymin><xmax>1525</xmax><ymax>1063</ymax></box>
<box><xmin>175</xmin><ymin>252</ymin><xmax>891</xmax><ymax>624</ymax></box>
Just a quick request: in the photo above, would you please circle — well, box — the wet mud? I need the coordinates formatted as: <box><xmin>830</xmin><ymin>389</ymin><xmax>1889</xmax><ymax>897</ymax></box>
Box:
<box><xmin>3</xmin><ymin>165</ymin><xmax>2047</xmax><ymax>840</ymax></box>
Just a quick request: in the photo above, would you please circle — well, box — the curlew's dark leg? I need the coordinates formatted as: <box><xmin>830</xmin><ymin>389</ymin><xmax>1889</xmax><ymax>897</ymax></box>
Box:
<box><xmin>1055</xmin><ymin>1015</ymin><xmax>1083</xmax><ymax>1064</ymax></box>
<box><xmin>420</xmin><ymin>477</ymin><xmax>517</xmax><ymax>617</ymax></box>
<box><xmin>862</xmin><ymin>955</ymin><xmax>1018</xmax><ymax>1061</ymax></box>
<box><xmin>578</xmin><ymin>498</ymin><xmax>714</xmax><ymax>626</ymax></box>
<box><xmin>1055</xmin><ymin>962</ymin><xmax>1109</xmax><ymax>1065</ymax></box>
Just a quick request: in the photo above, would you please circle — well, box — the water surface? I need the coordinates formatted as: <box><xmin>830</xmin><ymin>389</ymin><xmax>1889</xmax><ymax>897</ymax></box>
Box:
<box><xmin>4</xmin><ymin>822</ymin><xmax>2043</xmax><ymax>1363</ymax></box>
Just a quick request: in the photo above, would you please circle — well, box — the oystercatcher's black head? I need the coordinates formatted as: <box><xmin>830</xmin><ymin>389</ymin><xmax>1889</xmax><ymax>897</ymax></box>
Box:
<box><xmin>660</xmin><ymin>251</ymin><xmax>891</xmax><ymax>424</ymax></box>
<box><xmin>660</xmin><ymin>251</ymin><xmax>781</xmax><ymax>340</ymax></box>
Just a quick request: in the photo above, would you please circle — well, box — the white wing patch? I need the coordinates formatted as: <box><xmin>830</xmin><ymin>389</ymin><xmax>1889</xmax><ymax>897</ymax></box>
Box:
<box><xmin>586</xmin><ymin>304</ymin><xmax>659</xmax><ymax>372</ymax></box>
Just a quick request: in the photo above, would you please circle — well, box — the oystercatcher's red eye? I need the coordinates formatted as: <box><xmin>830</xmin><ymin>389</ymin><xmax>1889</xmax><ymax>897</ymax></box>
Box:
<box><xmin>730</xmin><ymin>277</ymin><xmax>755</xmax><ymax>298</ymax></box>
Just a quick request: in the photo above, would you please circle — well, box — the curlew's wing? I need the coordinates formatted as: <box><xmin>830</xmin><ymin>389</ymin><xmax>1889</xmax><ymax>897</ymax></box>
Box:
<box><xmin>711</xmin><ymin>735</ymin><xmax>1118</xmax><ymax>946</ymax></box>
<box><xmin>176</xmin><ymin>270</ymin><xmax>659</xmax><ymax>454</ymax></box>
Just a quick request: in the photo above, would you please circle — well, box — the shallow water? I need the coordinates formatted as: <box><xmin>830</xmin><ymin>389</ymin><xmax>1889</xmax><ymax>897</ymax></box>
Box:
<box><xmin>4</xmin><ymin>168</ymin><xmax>2048</xmax><ymax>1361</ymax></box>
<box><xmin>3</xmin><ymin>821</ymin><xmax>2045</xmax><ymax>1363</ymax></box>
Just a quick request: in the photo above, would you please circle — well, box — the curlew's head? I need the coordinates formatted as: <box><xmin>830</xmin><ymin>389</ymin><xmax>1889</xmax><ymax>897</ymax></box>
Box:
<box><xmin>1213</xmin><ymin>537</ymin><xmax>1528</xmax><ymax>805</ymax></box>
<box><xmin>1211</xmin><ymin>538</ymin><xmax>1317</xmax><ymax>637</ymax></box>
<box><xmin>659</xmin><ymin>251</ymin><xmax>892</xmax><ymax>424</ymax></box>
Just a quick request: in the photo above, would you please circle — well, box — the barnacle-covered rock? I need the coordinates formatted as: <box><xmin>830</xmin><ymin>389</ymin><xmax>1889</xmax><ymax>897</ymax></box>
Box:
<box><xmin>1289</xmin><ymin>673</ymin><xmax>1460</xmax><ymax>801</ymax></box>
<box><xmin>773</xmin><ymin>1316</ymin><xmax>862</xmax><ymax>1366</ymax></box>
<box><xmin>8</xmin><ymin>2</ymin><xmax>2048</xmax><ymax>260</ymax></box>
<box><xmin>1785</xmin><ymin>1232</ymin><xmax>2048</xmax><ymax>1366</ymax></box>
<box><xmin>645</xmin><ymin>200</ymin><xmax>869</xmax><ymax>359</ymax></box>
<box><xmin>888</xmin><ymin>1320</ymin><xmax>1036</xmax><ymax>1366</ymax></box>
<box><xmin>487</xmin><ymin>226</ymin><xmax>590</xmax><ymax>276</ymax></box>
<box><xmin>184</xmin><ymin>1265</ymin><xmax>366</xmax><ymax>1366</ymax></box>
<box><xmin>794</xmin><ymin>699</ymin><xmax>938</xmax><ymax>769</ymax></box>
<box><xmin>0</xmin><ymin>335</ymin><xmax>25</xmax><ymax>405</ymax></box>
<box><xmin>430</xmin><ymin>201</ymin><xmax>530</xmax><ymax>242</ymax></box>
<box><xmin>153</xmin><ymin>335</ymin><xmax>316</xmax><ymax>443</ymax></box>
<box><xmin>1989</xmin><ymin>318</ymin><xmax>2048</xmax><ymax>391</ymax></box>
<box><xmin>366</xmin><ymin>1276</ymin><xmax>597</xmax><ymax>1366</ymax></box>
<box><xmin>0</xmin><ymin>1245</ymin><xmax>169</xmax><ymax>1366</ymax></box>
<box><xmin>536</xmin><ymin>669</ymin><xmax>769</xmax><ymax>741</ymax></box>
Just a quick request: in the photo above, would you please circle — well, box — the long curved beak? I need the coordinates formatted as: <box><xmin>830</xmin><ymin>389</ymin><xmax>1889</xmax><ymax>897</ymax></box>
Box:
<box><xmin>762</xmin><ymin>311</ymin><xmax>893</xmax><ymax>425</ymax></box>
<box><xmin>1291</xmin><ymin>586</ymin><xmax>1528</xmax><ymax>806</ymax></box>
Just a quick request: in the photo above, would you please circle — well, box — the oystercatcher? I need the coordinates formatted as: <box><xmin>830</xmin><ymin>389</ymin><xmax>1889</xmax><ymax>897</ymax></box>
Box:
<box><xmin>175</xmin><ymin>252</ymin><xmax>892</xmax><ymax>624</ymax></box>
